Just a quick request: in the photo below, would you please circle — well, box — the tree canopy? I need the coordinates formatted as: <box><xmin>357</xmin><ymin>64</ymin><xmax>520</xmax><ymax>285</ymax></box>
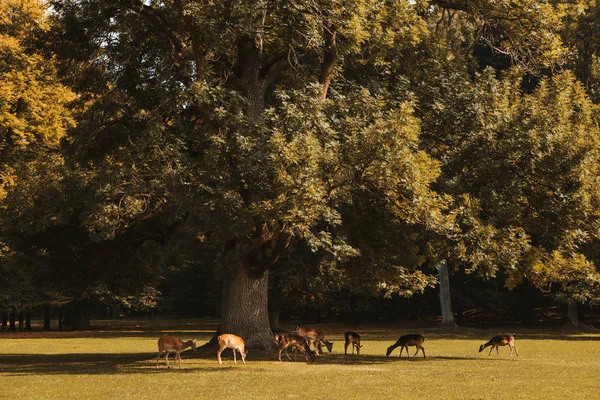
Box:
<box><xmin>2</xmin><ymin>0</ymin><xmax>600</xmax><ymax>337</ymax></box>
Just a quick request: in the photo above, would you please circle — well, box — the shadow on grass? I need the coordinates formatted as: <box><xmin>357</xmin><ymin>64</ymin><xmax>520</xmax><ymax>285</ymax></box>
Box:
<box><xmin>0</xmin><ymin>349</ymin><xmax>525</xmax><ymax>376</ymax></box>
<box><xmin>0</xmin><ymin>351</ymin><xmax>247</xmax><ymax>376</ymax></box>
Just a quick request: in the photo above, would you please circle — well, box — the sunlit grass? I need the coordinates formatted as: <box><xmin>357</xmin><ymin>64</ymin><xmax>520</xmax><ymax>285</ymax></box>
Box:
<box><xmin>1</xmin><ymin>320</ymin><xmax>599</xmax><ymax>399</ymax></box>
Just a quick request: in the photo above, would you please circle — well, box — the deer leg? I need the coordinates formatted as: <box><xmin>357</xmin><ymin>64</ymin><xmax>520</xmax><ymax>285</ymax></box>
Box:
<box><xmin>233</xmin><ymin>348</ymin><xmax>238</xmax><ymax>364</ymax></box>
<box><xmin>177</xmin><ymin>351</ymin><xmax>182</xmax><ymax>369</ymax></box>
<box><xmin>241</xmin><ymin>348</ymin><xmax>246</xmax><ymax>365</ymax></box>
<box><xmin>488</xmin><ymin>346</ymin><xmax>494</xmax><ymax>356</ymax></box>
<box><xmin>303</xmin><ymin>349</ymin><xmax>310</xmax><ymax>362</ymax></box>
<box><xmin>217</xmin><ymin>345</ymin><xmax>225</xmax><ymax>364</ymax></box>
<box><xmin>165</xmin><ymin>352</ymin><xmax>170</xmax><ymax>369</ymax></box>
<box><xmin>496</xmin><ymin>346</ymin><xmax>499</xmax><ymax>356</ymax></box>
<box><xmin>344</xmin><ymin>342</ymin><xmax>349</xmax><ymax>355</ymax></box>
<box><xmin>413</xmin><ymin>347</ymin><xmax>420</xmax><ymax>357</ymax></box>
<box><xmin>156</xmin><ymin>352</ymin><xmax>162</xmax><ymax>369</ymax></box>
<box><xmin>421</xmin><ymin>346</ymin><xmax>426</xmax><ymax>358</ymax></box>
<box><xmin>513</xmin><ymin>344</ymin><xmax>519</xmax><ymax>357</ymax></box>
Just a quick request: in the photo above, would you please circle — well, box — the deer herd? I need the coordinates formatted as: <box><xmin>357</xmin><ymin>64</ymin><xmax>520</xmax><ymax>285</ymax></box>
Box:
<box><xmin>156</xmin><ymin>329</ymin><xmax>518</xmax><ymax>369</ymax></box>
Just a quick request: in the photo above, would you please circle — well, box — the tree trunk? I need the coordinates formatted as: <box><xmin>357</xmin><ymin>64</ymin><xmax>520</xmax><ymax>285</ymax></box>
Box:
<box><xmin>25</xmin><ymin>311</ymin><xmax>32</xmax><ymax>330</ymax></box>
<box><xmin>1</xmin><ymin>311</ymin><xmax>7</xmax><ymax>330</ymax></box>
<box><xmin>17</xmin><ymin>310</ymin><xmax>23</xmax><ymax>331</ymax></box>
<box><xmin>268</xmin><ymin>294</ymin><xmax>281</xmax><ymax>332</ymax></box>
<box><xmin>58</xmin><ymin>308</ymin><xmax>64</xmax><ymax>331</ymax></box>
<box><xmin>220</xmin><ymin>251</ymin><xmax>274</xmax><ymax>349</ymax></box>
<box><xmin>9</xmin><ymin>307</ymin><xmax>16</xmax><ymax>331</ymax></box>
<box><xmin>567</xmin><ymin>303</ymin><xmax>579</xmax><ymax>329</ymax></box>
<box><xmin>42</xmin><ymin>304</ymin><xmax>51</xmax><ymax>331</ymax></box>
<box><xmin>438</xmin><ymin>260</ymin><xmax>457</xmax><ymax>327</ymax></box>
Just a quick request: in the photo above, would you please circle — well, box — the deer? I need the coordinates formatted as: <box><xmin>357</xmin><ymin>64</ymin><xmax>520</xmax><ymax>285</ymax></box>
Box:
<box><xmin>385</xmin><ymin>333</ymin><xmax>425</xmax><ymax>358</ymax></box>
<box><xmin>344</xmin><ymin>331</ymin><xmax>363</xmax><ymax>355</ymax></box>
<box><xmin>479</xmin><ymin>334</ymin><xmax>519</xmax><ymax>357</ymax></box>
<box><xmin>217</xmin><ymin>334</ymin><xmax>248</xmax><ymax>365</ymax></box>
<box><xmin>156</xmin><ymin>335</ymin><xmax>197</xmax><ymax>369</ymax></box>
<box><xmin>295</xmin><ymin>326</ymin><xmax>333</xmax><ymax>355</ymax></box>
<box><xmin>275</xmin><ymin>332</ymin><xmax>316</xmax><ymax>362</ymax></box>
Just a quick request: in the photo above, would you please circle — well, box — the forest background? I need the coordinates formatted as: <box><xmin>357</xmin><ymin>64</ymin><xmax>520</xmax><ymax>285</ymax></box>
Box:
<box><xmin>3</xmin><ymin>0</ymin><xmax>600</xmax><ymax>346</ymax></box>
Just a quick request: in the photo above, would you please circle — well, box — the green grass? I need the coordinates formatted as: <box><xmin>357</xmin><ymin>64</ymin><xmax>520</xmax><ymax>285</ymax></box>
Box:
<box><xmin>1</xmin><ymin>320</ymin><xmax>599</xmax><ymax>399</ymax></box>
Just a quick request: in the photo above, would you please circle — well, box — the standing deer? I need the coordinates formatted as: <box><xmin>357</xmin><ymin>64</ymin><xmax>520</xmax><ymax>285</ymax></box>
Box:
<box><xmin>275</xmin><ymin>332</ymin><xmax>316</xmax><ymax>362</ymax></box>
<box><xmin>295</xmin><ymin>326</ymin><xmax>333</xmax><ymax>355</ymax></box>
<box><xmin>217</xmin><ymin>334</ymin><xmax>248</xmax><ymax>365</ymax></box>
<box><xmin>479</xmin><ymin>334</ymin><xmax>518</xmax><ymax>357</ymax></box>
<box><xmin>386</xmin><ymin>334</ymin><xmax>425</xmax><ymax>358</ymax></box>
<box><xmin>156</xmin><ymin>335</ymin><xmax>197</xmax><ymax>369</ymax></box>
<box><xmin>344</xmin><ymin>331</ymin><xmax>362</xmax><ymax>355</ymax></box>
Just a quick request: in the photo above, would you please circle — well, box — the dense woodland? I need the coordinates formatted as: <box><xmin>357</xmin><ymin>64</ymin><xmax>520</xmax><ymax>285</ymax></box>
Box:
<box><xmin>3</xmin><ymin>0</ymin><xmax>600</xmax><ymax>346</ymax></box>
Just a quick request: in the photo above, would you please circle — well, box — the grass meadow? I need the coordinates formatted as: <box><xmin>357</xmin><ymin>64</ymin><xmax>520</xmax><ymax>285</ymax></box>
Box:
<box><xmin>1</xmin><ymin>319</ymin><xmax>599</xmax><ymax>400</ymax></box>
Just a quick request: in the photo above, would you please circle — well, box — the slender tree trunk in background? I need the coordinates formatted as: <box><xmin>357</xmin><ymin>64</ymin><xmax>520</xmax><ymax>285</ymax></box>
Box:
<box><xmin>25</xmin><ymin>311</ymin><xmax>32</xmax><ymax>330</ymax></box>
<box><xmin>268</xmin><ymin>296</ymin><xmax>281</xmax><ymax>332</ymax></box>
<box><xmin>9</xmin><ymin>307</ymin><xmax>16</xmax><ymax>331</ymax></box>
<box><xmin>220</xmin><ymin>250</ymin><xmax>273</xmax><ymax>349</ymax></box>
<box><xmin>42</xmin><ymin>304</ymin><xmax>51</xmax><ymax>331</ymax></box>
<box><xmin>58</xmin><ymin>308</ymin><xmax>64</xmax><ymax>331</ymax></box>
<box><xmin>17</xmin><ymin>310</ymin><xmax>23</xmax><ymax>331</ymax></box>
<box><xmin>567</xmin><ymin>303</ymin><xmax>579</xmax><ymax>329</ymax></box>
<box><xmin>1</xmin><ymin>311</ymin><xmax>7</xmax><ymax>330</ymax></box>
<box><xmin>438</xmin><ymin>260</ymin><xmax>457</xmax><ymax>327</ymax></box>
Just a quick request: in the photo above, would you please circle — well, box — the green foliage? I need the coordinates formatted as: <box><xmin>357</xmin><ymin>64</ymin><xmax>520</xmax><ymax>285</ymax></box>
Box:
<box><xmin>4</xmin><ymin>0</ymin><xmax>600</xmax><ymax>321</ymax></box>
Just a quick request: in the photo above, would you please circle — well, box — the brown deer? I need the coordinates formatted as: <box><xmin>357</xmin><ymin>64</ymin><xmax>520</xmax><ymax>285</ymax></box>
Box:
<box><xmin>275</xmin><ymin>332</ymin><xmax>316</xmax><ymax>362</ymax></box>
<box><xmin>217</xmin><ymin>334</ymin><xmax>248</xmax><ymax>365</ymax></box>
<box><xmin>295</xmin><ymin>326</ymin><xmax>333</xmax><ymax>355</ymax></box>
<box><xmin>386</xmin><ymin>334</ymin><xmax>425</xmax><ymax>358</ymax></box>
<box><xmin>344</xmin><ymin>331</ymin><xmax>363</xmax><ymax>355</ymax></box>
<box><xmin>479</xmin><ymin>334</ymin><xmax>518</xmax><ymax>357</ymax></box>
<box><xmin>156</xmin><ymin>335</ymin><xmax>197</xmax><ymax>369</ymax></box>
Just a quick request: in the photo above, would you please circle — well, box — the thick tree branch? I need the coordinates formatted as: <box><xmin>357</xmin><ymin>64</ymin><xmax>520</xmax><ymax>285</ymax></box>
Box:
<box><xmin>319</xmin><ymin>24</ymin><xmax>336</xmax><ymax>100</ymax></box>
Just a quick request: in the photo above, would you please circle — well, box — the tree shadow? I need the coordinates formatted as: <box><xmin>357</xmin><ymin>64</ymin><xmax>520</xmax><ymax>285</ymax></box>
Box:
<box><xmin>0</xmin><ymin>352</ymin><xmax>214</xmax><ymax>376</ymax></box>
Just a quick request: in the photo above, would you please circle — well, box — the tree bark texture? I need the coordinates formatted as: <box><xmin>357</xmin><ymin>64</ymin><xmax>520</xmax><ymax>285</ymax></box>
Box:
<box><xmin>220</xmin><ymin>249</ymin><xmax>274</xmax><ymax>349</ymax></box>
<box><xmin>567</xmin><ymin>303</ymin><xmax>579</xmax><ymax>329</ymax></box>
<box><xmin>438</xmin><ymin>260</ymin><xmax>457</xmax><ymax>327</ymax></box>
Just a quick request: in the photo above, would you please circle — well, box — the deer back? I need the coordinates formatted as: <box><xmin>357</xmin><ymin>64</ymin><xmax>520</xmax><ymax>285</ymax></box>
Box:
<box><xmin>345</xmin><ymin>331</ymin><xmax>360</xmax><ymax>342</ymax></box>
<box><xmin>218</xmin><ymin>334</ymin><xmax>246</xmax><ymax>353</ymax></box>
<box><xmin>398</xmin><ymin>333</ymin><xmax>425</xmax><ymax>346</ymax></box>
<box><xmin>158</xmin><ymin>335</ymin><xmax>184</xmax><ymax>352</ymax></box>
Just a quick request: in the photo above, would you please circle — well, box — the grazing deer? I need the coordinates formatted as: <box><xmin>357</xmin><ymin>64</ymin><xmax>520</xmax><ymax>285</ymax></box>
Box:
<box><xmin>479</xmin><ymin>334</ymin><xmax>518</xmax><ymax>357</ymax></box>
<box><xmin>275</xmin><ymin>332</ymin><xmax>316</xmax><ymax>362</ymax></box>
<box><xmin>386</xmin><ymin>334</ymin><xmax>425</xmax><ymax>358</ymax></box>
<box><xmin>344</xmin><ymin>331</ymin><xmax>363</xmax><ymax>355</ymax></box>
<box><xmin>217</xmin><ymin>334</ymin><xmax>248</xmax><ymax>365</ymax></box>
<box><xmin>156</xmin><ymin>335</ymin><xmax>197</xmax><ymax>369</ymax></box>
<box><xmin>295</xmin><ymin>326</ymin><xmax>333</xmax><ymax>355</ymax></box>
